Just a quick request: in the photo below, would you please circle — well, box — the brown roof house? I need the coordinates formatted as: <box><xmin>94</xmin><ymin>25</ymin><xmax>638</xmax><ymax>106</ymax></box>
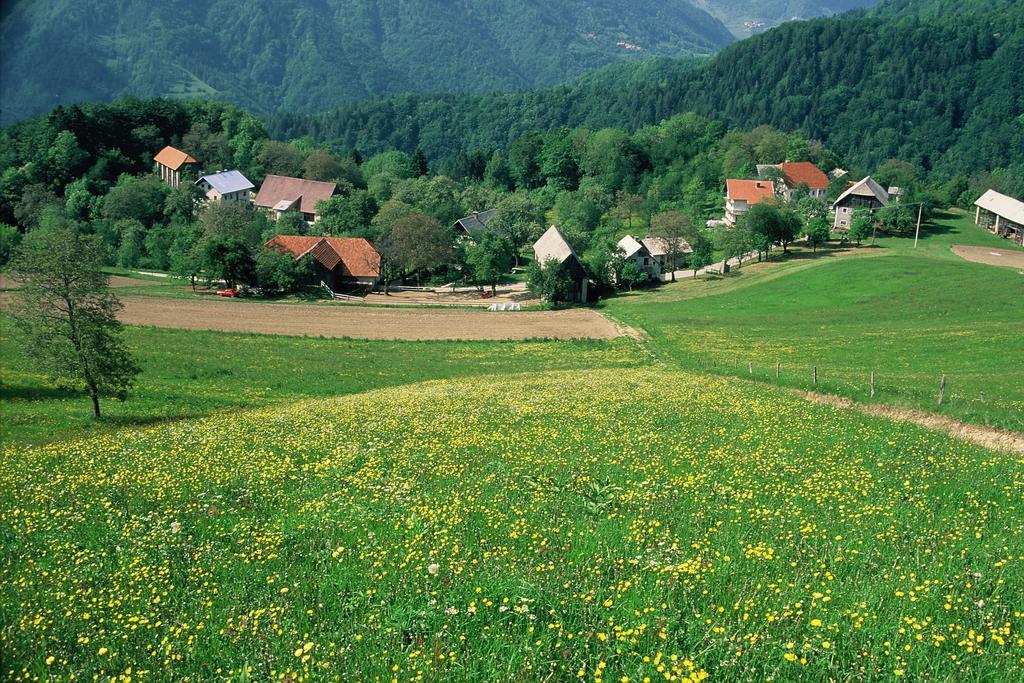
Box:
<box><xmin>255</xmin><ymin>175</ymin><xmax>336</xmax><ymax>223</ymax></box>
<box><xmin>532</xmin><ymin>225</ymin><xmax>590</xmax><ymax>302</ymax></box>
<box><xmin>831</xmin><ymin>177</ymin><xmax>889</xmax><ymax>230</ymax></box>
<box><xmin>725</xmin><ymin>179</ymin><xmax>775</xmax><ymax>225</ymax></box>
<box><xmin>154</xmin><ymin>146</ymin><xmax>197</xmax><ymax>187</ymax></box>
<box><xmin>265</xmin><ymin>235</ymin><xmax>382</xmax><ymax>291</ymax></box>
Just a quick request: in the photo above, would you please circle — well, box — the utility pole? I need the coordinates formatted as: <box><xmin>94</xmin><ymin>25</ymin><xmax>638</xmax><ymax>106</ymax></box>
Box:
<box><xmin>913</xmin><ymin>204</ymin><xmax>923</xmax><ymax>248</ymax></box>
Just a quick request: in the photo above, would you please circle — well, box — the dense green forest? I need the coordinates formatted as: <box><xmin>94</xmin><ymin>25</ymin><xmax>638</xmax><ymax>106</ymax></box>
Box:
<box><xmin>271</xmin><ymin>2</ymin><xmax>1024</xmax><ymax>181</ymax></box>
<box><xmin>0</xmin><ymin>0</ymin><xmax>736</xmax><ymax>125</ymax></box>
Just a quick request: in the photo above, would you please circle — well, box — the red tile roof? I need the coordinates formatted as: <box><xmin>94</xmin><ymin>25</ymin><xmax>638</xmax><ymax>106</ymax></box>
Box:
<box><xmin>153</xmin><ymin>146</ymin><xmax>197</xmax><ymax>171</ymax></box>
<box><xmin>777</xmin><ymin>162</ymin><xmax>830</xmax><ymax>190</ymax></box>
<box><xmin>254</xmin><ymin>175</ymin><xmax>336</xmax><ymax>216</ymax></box>
<box><xmin>265</xmin><ymin>235</ymin><xmax>380</xmax><ymax>278</ymax></box>
<box><xmin>726</xmin><ymin>179</ymin><xmax>776</xmax><ymax>205</ymax></box>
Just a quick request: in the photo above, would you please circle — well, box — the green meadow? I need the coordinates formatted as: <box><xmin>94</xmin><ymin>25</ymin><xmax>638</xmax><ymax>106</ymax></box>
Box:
<box><xmin>0</xmin><ymin>325</ymin><xmax>645</xmax><ymax>446</ymax></box>
<box><xmin>604</xmin><ymin>211</ymin><xmax>1024</xmax><ymax>432</ymax></box>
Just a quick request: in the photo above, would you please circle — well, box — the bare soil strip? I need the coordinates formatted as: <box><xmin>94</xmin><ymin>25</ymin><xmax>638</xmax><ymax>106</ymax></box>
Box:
<box><xmin>112</xmin><ymin>295</ymin><xmax>621</xmax><ymax>341</ymax></box>
<box><xmin>951</xmin><ymin>245</ymin><xmax>1024</xmax><ymax>268</ymax></box>
<box><xmin>803</xmin><ymin>391</ymin><xmax>1024</xmax><ymax>455</ymax></box>
<box><xmin>0</xmin><ymin>274</ymin><xmax>166</xmax><ymax>289</ymax></box>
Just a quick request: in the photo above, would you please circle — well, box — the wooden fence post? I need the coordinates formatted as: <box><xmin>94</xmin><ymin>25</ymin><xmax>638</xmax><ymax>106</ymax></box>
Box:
<box><xmin>870</xmin><ymin>371</ymin><xmax>875</xmax><ymax>398</ymax></box>
<box><xmin>776</xmin><ymin>362</ymin><xmax>780</xmax><ymax>379</ymax></box>
<box><xmin>938</xmin><ymin>374</ymin><xmax>946</xmax><ymax>405</ymax></box>
<box><xmin>748</xmin><ymin>362</ymin><xmax>753</xmax><ymax>375</ymax></box>
<box><xmin>813</xmin><ymin>366</ymin><xmax>817</xmax><ymax>388</ymax></box>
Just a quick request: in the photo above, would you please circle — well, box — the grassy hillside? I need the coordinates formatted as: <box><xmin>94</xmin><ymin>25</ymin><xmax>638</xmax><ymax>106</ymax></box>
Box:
<box><xmin>0</xmin><ymin>326</ymin><xmax>644</xmax><ymax>447</ymax></box>
<box><xmin>0</xmin><ymin>0</ymin><xmax>734</xmax><ymax>125</ymax></box>
<box><xmin>3</xmin><ymin>369</ymin><xmax>1022</xmax><ymax>679</ymax></box>
<box><xmin>604</xmin><ymin>211</ymin><xmax>1024</xmax><ymax>431</ymax></box>
<box><xmin>697</xmin><ymin>0</ymin><xmax>877</xmax><ymax>36</ymax></box>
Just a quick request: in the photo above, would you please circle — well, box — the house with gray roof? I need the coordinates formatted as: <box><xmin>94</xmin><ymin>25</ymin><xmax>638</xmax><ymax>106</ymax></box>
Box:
<box><xmin>196</xmin><ymin>170</ymin><xmax>255</xmax><ymax>204</ymax></box>
<box><xmin>616</xmin><ymin>234</ymin><xmax>692</xmax><ymax>280</ymax></box>
<box><xmin>454</xmin><ymin>209</ymin><xmax>498</xmax><ymax>237</ymax></box>
<box><xmin>975</xmin><ymin>189</ymin><xmax>1024</xmax><ymax>246</ymax></box>
<box><xmin>832</xmin><ymin>176</ymin><xmax>889</xmax><ymax>230</ymax></box>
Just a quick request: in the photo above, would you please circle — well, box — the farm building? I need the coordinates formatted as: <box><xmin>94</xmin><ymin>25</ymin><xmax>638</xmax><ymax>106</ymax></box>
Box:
<box><xmin>831</xmin><ymin>176</ymin><xmax>889</xmax><ymax>230</ymax></box>
<box><xmin>533</xmin><ymin>225</ymin><xmax>590</xmax><ymax>302</ymax></box>
<box><xmin>196</xmin><ymin>170</ymin><xmax>254</xmax><ymax>204</ymax></box>
<box><xmin>453</xmin><ymin>209</ymin><xmax>498</xmax><ymax>237</ymax></box>
<box><xmin>725</xmin><ymin>179</ymin><xmax>775</xmax><ymax>224</ymax></box>
<box><xmin>758</xmin><ymin>162</ymin><xmax>831</xmax><ymax>200</ymax></box>
<box><xmin>617</xmin><ymin>234</ymin><xmax>692</xmax><ymax>279</ymax></box>
<box><xmin>153</xmin><ymin>146</ymin><xmax>197</xmax><ymax>187</ymax></box>
<box><xmin>264</xmin><ymin>235</ymin><xmax>381</xmax><ymax>290</ymax></box>
<box><xmin>254</xmin><ymin>175</ymin><xmax>336</xmax><ymax>223</ymax></box>
<box><xmin>974</xmin><ymin>190</ymin><xmax>1024</xmax><ymax>246</ymax></box>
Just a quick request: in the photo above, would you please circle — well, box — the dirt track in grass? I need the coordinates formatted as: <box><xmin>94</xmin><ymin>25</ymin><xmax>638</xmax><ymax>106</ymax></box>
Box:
<box><xmin>951</xmin><ymin>245</ymin><xmax>1024</xmax><ymax>268</ymax></box>
<box><xmin>804</xmin><ymin>391</ymin><xmax>1024</xmax><ymax>455</ymax></box>
<box><xmin>111</xmin><ymin>295</ymin><xmax>622</xmax><ymax>341</ymax></box>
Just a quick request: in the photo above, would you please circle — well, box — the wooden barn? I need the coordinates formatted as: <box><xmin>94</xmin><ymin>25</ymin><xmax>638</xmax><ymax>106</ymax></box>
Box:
<box><xmin>533</xmin><ymin>225</ymin><xmax>590</xmax><ymax>302</ymax></box>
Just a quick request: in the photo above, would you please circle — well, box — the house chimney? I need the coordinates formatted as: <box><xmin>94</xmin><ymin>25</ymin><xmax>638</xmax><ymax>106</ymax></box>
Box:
<box><xmin>472</xmin><ymin>211</ymin><xmax>479</xmax><ymax>218</ymax></box>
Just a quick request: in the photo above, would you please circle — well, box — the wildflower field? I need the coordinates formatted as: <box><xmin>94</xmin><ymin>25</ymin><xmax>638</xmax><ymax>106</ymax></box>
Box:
<box><xmin>2</xmin><ymin>369</ymin><xmax>1022</xmax><ymax>681</ymax></box>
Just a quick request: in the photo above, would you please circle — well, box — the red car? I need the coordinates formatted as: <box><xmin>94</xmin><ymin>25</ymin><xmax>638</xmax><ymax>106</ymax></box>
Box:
<box><xmin>217</xmin><ymin>288</ymin><xmax>239</xmax><ymax>298</ymax></box>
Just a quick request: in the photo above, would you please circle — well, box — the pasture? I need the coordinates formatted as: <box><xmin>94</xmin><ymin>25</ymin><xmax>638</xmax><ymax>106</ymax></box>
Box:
<box><xmin>604</xmin><ymin>211</ymin><xmax>1024</xmax><ymax>431</ymax></box>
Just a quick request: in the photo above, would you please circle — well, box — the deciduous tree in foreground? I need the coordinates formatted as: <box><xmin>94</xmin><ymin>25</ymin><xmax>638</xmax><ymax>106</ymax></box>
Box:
<box><xmin>8</xmin><ymin>226</ymin><xmax>140</xmax><ymax>417</ymax></box>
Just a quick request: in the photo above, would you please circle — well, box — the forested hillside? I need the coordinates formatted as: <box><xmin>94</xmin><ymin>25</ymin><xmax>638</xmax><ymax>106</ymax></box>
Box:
<box><xmin>272</xmin><ymin>4</ymin><xmax>1024</xmax><ymax>181</ymax></box>
<box><xmin>0</xmin><ymin>0</ymin><xmax>734</xmax><ymax>125</ymax></box>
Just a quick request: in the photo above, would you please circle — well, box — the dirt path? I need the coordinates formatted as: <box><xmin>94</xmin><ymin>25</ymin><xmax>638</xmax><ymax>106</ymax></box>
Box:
<box><xmin>0</xmin><ymin>274</ymin><xmax>167</xmax><ymax>289</ymax></box>
<box><xmin>803</xmin><ymin>391</ymin><xmax>1024</xmax><ymax>455</ymax></box>
<box><xmin>113</xmin><ymin>296</ymin><xmax>621</xmax><ymax>341</ymax></box>
<box><xmin>951</xmin><ymin>245</ymin><xmax>1024</xmax><ymax>269</ymax></box>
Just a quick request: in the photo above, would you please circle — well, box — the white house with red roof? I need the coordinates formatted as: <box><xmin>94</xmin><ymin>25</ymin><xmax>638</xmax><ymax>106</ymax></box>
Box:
<box><xmin>724</xmin><ymin>179</ymin><xmax>775</xmax><ymax>225</ymax></box>
<box><xmin>758</xmin><ymin>162</ymin><xmax>831</xmax><ymax>200</ymax></box>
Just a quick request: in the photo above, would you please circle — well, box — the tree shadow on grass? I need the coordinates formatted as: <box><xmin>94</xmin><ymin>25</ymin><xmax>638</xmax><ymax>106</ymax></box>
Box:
<box><xmin>0</xmin><ymin>383</ymin><xmax>86</xmax><ymax>401</ymax></box>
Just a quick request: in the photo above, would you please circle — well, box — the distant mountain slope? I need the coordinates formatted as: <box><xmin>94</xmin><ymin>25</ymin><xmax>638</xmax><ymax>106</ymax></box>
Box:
<box><xmin>0</xmin><ymin>0</ymin><xmax>734</xmax><ymax>125</ymax></box>
<box><xmin>695</xmin><ymin>0</ymin><xmax>880</xmax><ymax>36</ymax></box>
<box><xmin>273</xmin><ymin>4</ymin><xmax>1024</xmax><ymax>178</ymax></box>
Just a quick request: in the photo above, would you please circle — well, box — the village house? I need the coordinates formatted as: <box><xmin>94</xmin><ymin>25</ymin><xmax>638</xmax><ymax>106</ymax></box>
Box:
<box><xmin>831</xmin><ymin>176</ymin><xmax>889</xmax><ymax>230</ymax></box>
<box><xmin>974</xmin><ymin>189</ymin><xmax>1024</xmax><ymax>246</ymax></box>
<box><xmin>153</xmin><ymin>146</ymin><xmax>197</xmax><ymax>187</ymax></box>
<box><xmin>254</xmin><ymin>175</ymin><xmax>336</xmax><ymax>223</ymax></box>
<box><xmin>533</xmin><ymin>225</ymin><xmax>590</xmax><ymax>302</ymax></box>
<box><xmin>196</xmin><ymin>170</ymin><xmax>254</xmax><ymax>204</ymax></box>
<box><xmin>724</xmin><ymin>179</ymin><xmax>775</xmax><ymax>225</ymax></box>
<box><xmin>264</xmin><ymin>235</ymin><xmax>381</xmax><ymax>291</ymax></box>
<box><xmin>758</xmin><ymin>162</ymin><xmax>831</xmax><ymax>200</ymax></box>
<box><xmin>453</xmin><ymin>209</ymin><xmax>498</xmax><ymax>237</ymax></box>
<box><xmin>617</xmin><ymin>234</ymin><xmax>691</xmax><ymax>280</ymax></box>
